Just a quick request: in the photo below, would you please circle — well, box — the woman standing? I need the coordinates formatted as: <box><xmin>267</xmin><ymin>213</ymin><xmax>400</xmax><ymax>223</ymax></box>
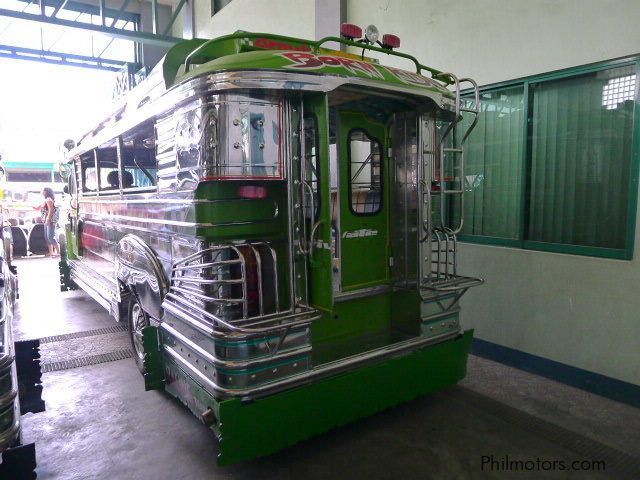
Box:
<box><xmin>37</xmin><ymin>187</ymin><xmax>60</xmax><ymax>257</ymax></box>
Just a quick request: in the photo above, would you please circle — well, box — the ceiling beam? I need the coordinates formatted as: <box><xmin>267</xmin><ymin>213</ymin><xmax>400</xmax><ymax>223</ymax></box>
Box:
<box><xmin>0</xmin><ymin>43</ymin><xmax>129</xmax><ymax>71</ymax></box>
<box><xmin>0</xmin><ymin>7</ymin><xmax>181</xmax><ymax>47</ymax></box>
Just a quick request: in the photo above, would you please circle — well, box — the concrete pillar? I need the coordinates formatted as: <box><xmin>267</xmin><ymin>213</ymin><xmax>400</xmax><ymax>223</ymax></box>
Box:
<box><xmin>315</xmin><ymin>0</ymin><xmax>344</xmax><ymax>50</ymax></box>
<box><xmin>182</xmin><ymin>0</ymin><xmax>195</xmax><ymax>39</ymax></box>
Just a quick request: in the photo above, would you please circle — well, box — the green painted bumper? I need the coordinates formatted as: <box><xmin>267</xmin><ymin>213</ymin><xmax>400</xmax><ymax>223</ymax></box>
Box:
<box><xmin>216</xmin><ymin>329</ymin><xmax>473</xmax><ymax>465</ymax></box>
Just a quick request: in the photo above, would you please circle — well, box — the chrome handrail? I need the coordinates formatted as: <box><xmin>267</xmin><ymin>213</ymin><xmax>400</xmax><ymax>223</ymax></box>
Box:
<box><xmin>309</xmin><ymin>220</ymin><xmax>323</xmax><ymax>261</ymax></box>
<box><xmin>298</xmin><ymin>180</ymin><xmax>316</xmax><ymax>255</ymax></box>
<box><xmin>163</xmin><ymin>296</ymin><xmax>318</xmax><ymax>336</ymax></box>
<box><xmin>166</xmin><ymin>240</ymin><xmax>317</xmax><ymax>335</ymax></box>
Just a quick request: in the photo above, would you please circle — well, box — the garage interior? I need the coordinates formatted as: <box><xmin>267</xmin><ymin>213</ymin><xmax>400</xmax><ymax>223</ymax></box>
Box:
<box><xmin>1</xmin><ymin>1</ymin><xmax>640</xmax><ymax>479</ymax></box>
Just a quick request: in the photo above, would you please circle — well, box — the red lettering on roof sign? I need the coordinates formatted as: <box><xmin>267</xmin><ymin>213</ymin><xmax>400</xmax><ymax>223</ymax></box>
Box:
<box><xmin>338</xmin><ymin>57</ymin><xmax>383</xmax><ymax>79</ymax></box>
<box><xmin>254</xmin><ymin>38</ymin><xmax>311</xmax><ymax>52</ymax></box>
<box><xmin>281</xmin><ymin>52</ymin><xmax>384</xmax><ymax>80</ymax></box>
<box><xmin>281</xmin><ymin>52</ymin><xmax>323</xmax><ymax>69</ymax></box>
<box><xmin>317</xmin><ymin>55</ymin><xmax>341</xmax><ymax>66</ymax></box>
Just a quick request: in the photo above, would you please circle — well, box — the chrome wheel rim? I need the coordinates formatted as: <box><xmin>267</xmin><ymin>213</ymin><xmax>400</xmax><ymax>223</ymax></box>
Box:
<box><xmin>131</xmin><ymin>302</ymin><xmax>147</xmax><ymax>360</ymax></box>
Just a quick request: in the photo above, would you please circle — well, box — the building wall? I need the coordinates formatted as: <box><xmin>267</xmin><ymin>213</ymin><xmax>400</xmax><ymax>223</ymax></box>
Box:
<box><xmin>347</xmin><ymin>0</ymin><xmax>640</xmax><ymax>85</ymax></box>
<box><xmin>193</xmin><ymin>0</ymin><xmax>315</xmax><ymax>39</ymax></box>
<box><xmin>348</xmin><ymin>0</ymin><xmax>640</xmax><ymax>385</ymax></box>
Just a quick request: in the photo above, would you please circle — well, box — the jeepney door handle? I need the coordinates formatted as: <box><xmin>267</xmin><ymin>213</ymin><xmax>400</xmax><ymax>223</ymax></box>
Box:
<box><xmin>298</xmin><ymin>180</ymin><xmax>316</xmax><ymax>256</ymax></box>
<box><xmin>309</xmin><ymin>220</ymin><xmax>324</xmax><ymax>264</ymax></box>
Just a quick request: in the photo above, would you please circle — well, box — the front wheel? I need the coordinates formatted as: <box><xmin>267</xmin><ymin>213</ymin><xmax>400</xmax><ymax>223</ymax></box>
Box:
<box><xmin>128</xmin><ymin>296</ymin><xmax>149</xmax><ymax>374</ymax></box>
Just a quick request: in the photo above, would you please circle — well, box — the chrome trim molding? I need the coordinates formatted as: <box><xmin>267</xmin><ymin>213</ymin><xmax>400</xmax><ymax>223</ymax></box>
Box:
<box><xmin>334</xmin><ymin>285</ymin><xmax>392</xmax><ymax>302</ymax></box>
<box><xmin>165</xmin><ymin>330</ymin><xmax>460</xmax><ymax>400</ymax></box>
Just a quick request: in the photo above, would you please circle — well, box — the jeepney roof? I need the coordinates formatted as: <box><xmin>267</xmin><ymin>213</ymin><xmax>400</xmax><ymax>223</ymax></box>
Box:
<box><xmin>68</xmin><ymin>32</ymin><xmax>457</xmax><ymax>157</ymax></box>
<box><xmin>164</xmin><ymin>33</ymin><xmax>454</xmax><ymax>99</ymax></box>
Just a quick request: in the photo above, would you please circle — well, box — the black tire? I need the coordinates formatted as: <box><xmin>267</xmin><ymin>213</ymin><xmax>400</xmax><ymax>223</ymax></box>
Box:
<box><xmin>128</xmin><ymin>296</ymin><xmax>149</xmax><ymax>374</ymax></box>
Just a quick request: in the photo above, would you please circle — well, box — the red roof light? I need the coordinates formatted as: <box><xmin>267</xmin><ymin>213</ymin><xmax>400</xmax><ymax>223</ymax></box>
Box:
<box><xmin>382</xmin><ymin>33</ymin><xmax>401</xmax><ymax>49</ymax></box>
<box><xmin>340</xmin><ymin>23</ymin><xmax>363</xmax><ymax>40</ymax></box>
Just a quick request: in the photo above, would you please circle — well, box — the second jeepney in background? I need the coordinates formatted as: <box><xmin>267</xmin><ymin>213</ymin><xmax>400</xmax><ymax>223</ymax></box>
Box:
<box><xmin>59</xmin><ymin>24</ymin><xmax>482</xmax><ymax>464</ymax></box>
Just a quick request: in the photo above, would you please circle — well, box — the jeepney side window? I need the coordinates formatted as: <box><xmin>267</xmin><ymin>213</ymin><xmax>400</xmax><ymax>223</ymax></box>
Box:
<box><xmin>120</xmin><ymin>120</ymin><xmax>158</xmax><ymax>191</ymax></box>
<box><xmin>303</xmin><ymin>114</ymin><xmax>320</xmax><ymax>221</ymax></box>
<box><xmin>95</xmin><ymin>139</ymin><xmax>119</xmax><ymax>193</ymax></box>
<box><xmin>348</xmin><ymin>129</ymin><xmax>383</xmax><ymax>215</ymax></box>
<box><xmin>81</xmin><ymin>152</ymin><xmax>97</xmax><ymax>193</ymax></box>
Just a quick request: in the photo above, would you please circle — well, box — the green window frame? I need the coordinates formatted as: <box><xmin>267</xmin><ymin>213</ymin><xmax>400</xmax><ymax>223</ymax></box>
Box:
<box><xmin>457</xmin><ymin>56</ymin><xmax>640</xmax><ymax>260</ymax></box>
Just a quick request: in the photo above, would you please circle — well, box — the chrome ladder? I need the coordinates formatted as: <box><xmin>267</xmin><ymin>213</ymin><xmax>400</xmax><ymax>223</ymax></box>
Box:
<box><xmin>423</xmin><ymin>73</ymin><xmax>483</xmax><ymax>293</ymax></box>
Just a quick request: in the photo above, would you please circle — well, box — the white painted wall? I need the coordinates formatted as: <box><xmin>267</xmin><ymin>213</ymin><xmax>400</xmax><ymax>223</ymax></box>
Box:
<box><xmin>347</xmin><ymin>0</ymin><xmax>640</xmax><ymax>385</ymax></box>
<box><xmin>347</xmin><ymin>0</ymin><xmax>640</xmax><ymax>85</ymax></box>
<box><xmin>192</xmin><ymin>0</ymin><xmax>315</xmax><ymax>39</ymax></box>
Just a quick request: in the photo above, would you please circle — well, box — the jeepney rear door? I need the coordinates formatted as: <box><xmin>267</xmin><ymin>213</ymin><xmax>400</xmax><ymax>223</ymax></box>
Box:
<box><xmin>301</xmin><ymin>95</ymin><xmax>333</xmax><ymax>311</ymax></box>
<box><xmin>334</xmin><ymin>110</ymin><xmax>389</xmax><ymax>291</ymax></box>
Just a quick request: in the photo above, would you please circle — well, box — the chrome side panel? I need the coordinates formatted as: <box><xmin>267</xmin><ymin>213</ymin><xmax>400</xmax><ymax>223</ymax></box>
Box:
<box><xmin>115</xmin><ymin>235</ymin><xmax>169</xmax><ymax>319</ymax></box>
<box><xmin>419</xmin><ymin>116</ymin><xmax>436</xmax><ymax>285</ymax></box>
<box><xmin>0</xmin><ymin>243</ymin><xmax>20</xmax><ymax>452</ymax></box>
<box><xmin>69</xmin><ymin>260</ymin><xmax>117</xmax><ymax>312</ymax></box>
<box><xmin>390</xmin><ymin>113</ymin><xmax>420</xmax><ymax>288</ymax></box>
<box><xmin>0</xmin><ymin>321</ymin><xmax>20</xmax><ymax>452</ymax></box>
<box><xmin>73</xmin><ymin>191</ymin><xmax>198</xmax><ymax>304</ymax></box>
<box><xmin>157</xmin><ymin>92</ymin><xmax>284</xmax><ymax>192</ymax></box>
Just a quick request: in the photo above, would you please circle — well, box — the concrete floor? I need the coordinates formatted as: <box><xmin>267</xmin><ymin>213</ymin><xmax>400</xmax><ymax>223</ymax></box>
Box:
<box><xmin>13</xmin><ymin>257</ymin><xmax>640</xmax><ymax>480</ymax></box>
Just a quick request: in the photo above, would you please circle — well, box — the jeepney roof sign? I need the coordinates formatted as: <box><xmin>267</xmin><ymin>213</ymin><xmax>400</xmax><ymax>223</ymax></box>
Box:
<box><xmin>176</xmin><ymin>49</ymin><xmax>452</xmax><ymax>99</ymax></box>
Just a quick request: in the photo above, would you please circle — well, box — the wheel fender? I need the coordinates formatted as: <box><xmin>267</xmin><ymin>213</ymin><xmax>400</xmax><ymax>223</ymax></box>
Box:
<box><xmin>115</xmin><ymin>235</ymin><xmax>168</xmax><ymax>319</ymax></box>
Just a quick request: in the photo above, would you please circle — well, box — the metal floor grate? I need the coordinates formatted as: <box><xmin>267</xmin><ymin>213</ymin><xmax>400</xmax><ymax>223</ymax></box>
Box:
<box><xmin>41</xmin><ymin>348</ymin><xmax>134</xmax><ymax>373</ymax></box>
<box><xmin>36</xmin><ymin>324</ymin><xmax>128</xmax><ymax>344</ymax></box>
<box><xmin>443</xmin><ymin>386</ymin><xmax>640</xmax><ymax>479</ymax></box>
<box><xmin>28</xmin><ymin>325</ymin><xmax>134</xmax><ymax>373</ymax></box>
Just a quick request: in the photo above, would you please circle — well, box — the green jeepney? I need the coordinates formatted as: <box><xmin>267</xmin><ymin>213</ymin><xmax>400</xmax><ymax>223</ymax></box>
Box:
<box><xmin>59</xmin><ymin>25</ymin><xmax>482</xmax><ymax>464</ymax></box>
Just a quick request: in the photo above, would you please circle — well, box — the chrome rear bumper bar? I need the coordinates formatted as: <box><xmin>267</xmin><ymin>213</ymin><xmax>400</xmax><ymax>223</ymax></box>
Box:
<box><xmin>164</xmin><ymin>329</ymin><xmax>460</xmax><ymax>401</ymax></box>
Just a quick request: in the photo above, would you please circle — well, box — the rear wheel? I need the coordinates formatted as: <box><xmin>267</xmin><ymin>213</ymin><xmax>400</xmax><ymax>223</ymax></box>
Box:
<box><xmin>128</xmin><ymin>296</ymin><xmax>149</xmax><ymax>374</ymax></box>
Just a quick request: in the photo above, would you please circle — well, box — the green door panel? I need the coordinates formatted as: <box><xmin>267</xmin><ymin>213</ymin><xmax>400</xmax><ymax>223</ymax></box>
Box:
<box><xmin>304</xmin><ymin>95</ymin><xmax>333</xmax><ymax>311</ymax></box>
<box><xmin>338</xmin><ymin>111</ymin><xmax>389</xmax><ymax>290</ymax></box>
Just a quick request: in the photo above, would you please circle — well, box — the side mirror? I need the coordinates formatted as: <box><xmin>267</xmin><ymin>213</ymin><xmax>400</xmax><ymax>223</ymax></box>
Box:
<box><xmin>59</xmin><ymin>163</ymin><xmax>72</xmax><ymax>180</ymax></box>
<box><xmin>63</xmin><ymin>185</ymin><xmax>69</xmax><ymax>194</ymax></box>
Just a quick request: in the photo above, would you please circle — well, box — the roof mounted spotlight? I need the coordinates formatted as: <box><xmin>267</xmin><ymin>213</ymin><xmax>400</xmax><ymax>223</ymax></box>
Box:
<box><xmin>381</xmin><ymin>33</ymin><xmax>401</xmax><ymax>49</ymax></box>
<box><xmin>364</xmin><ymin>25</ymin><xmax>380</xmax><ymax>44</ymax></box>
<box><xmin>340</xmin><ymin>23</ymin><xmax>363</xmax><ymax>41</ymax></box>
